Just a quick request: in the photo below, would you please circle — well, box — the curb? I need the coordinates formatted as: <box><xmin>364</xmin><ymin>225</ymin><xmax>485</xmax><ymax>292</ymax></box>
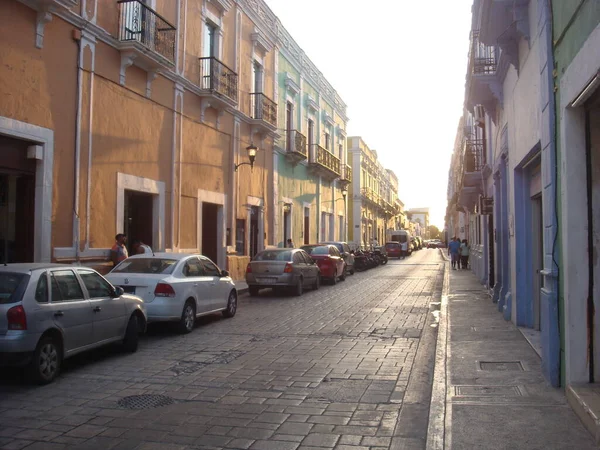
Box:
<box><xmin>426</xmin><ymin>250</ymin><xmax>450</xmax><ymax>449</ymax></box>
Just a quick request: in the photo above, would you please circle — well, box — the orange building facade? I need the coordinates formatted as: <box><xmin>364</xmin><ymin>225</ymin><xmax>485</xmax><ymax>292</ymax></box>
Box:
<box><xmin>1</xmin><ymin>0</ymin><xmax>281</xmax><ymax>277</ymax></box>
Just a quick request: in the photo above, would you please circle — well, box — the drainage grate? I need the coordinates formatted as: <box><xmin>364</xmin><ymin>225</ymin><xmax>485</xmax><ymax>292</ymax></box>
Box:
<box><xmin>479</xmin><ymin>361</ymin><xmax>524</xmax><ymax>371</ymax></box>
<box><xmin>118</xmin><ymin>394</ymin><xmax>174</xmax><ymax>410</ymax></box>
<box><xmin>454</xmin><ymin>385</ymin><xmax>522</xmax><ymax>396</ymax></box>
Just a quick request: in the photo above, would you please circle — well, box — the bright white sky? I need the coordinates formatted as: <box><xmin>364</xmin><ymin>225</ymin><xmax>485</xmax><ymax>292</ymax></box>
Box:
<box><xmin>265</xmin><ymin>0</ymin><xmax>473</xmax><ymax>229</ymax></box>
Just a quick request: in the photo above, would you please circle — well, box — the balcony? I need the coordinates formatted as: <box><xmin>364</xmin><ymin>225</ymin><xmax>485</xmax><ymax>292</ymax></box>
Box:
<box><xmin>463</xmin><ymin>138</ymin><xmax>486</xmax><ymax>188</ymax></box>
<box><xmin>198</xmin><ymin>57</ymin><xmax>238</xmax><ymax>106</ymax></box>
<box><xmin>285</xmin><ymin>130</ymin><xmax>308</xmax><ymax>163</ymax></box>
<box><xmin>467</xmin><ymin>30</ymin><xmax>502</xmax><ymax>111</ymax></box>
<box><xmin>361</xmin><ymin>187</ymin><xmax>379</xmax><ymax>206</ymax></box>
<box><xmin>309</xmin><ymin>145</ymin><xmax>340</xmax><ymax>180</ymax></box>
<box><xmin>117</xmin><ymin>0</ymin><xmax>176</xmax><ymax>74</ymax></box>
<box><xmin>249</xmin><ymin>93</ymin><xmax>277</xmax><ymax>133</ymax></box>
<box><xmin>340</xmin><ymin>164</ymin><xmax>352</xmax><ymax>183</ymax></box>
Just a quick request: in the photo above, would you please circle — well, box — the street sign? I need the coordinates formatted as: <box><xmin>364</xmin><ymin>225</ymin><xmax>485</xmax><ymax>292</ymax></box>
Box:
<box><xmin>481</xmin><ymin>197</ymin><xmax>493</xmax><ymax>215</ymax></box>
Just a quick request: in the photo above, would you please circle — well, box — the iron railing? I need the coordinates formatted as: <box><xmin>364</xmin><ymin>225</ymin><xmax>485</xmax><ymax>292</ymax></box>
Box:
<box><xmin>286</xmin><ymin>130</ymin><xmax>307</xmax><ymax>158</ymax></box>
<box><xmin>199</xmin><ymin>57</ymin><xmax>238</xmax><ymax>103</ymax></box>
<box><xmin>341</xmin><ymin>164</ymin><xmax>352</xmax><ymax>183</ymax></box>
<box><xmin>470</xmin><ymin>30</ymin><xmax>497</xmax><ymax>75</ymax></box>
<box><xmin>250</xmin><ymin>93</ymin><xmax>277</xmax><ymax>127</ymax></box>
<box><xmin>118</xmin><ymin>0</ymin><xmax>176</xmax><ymax>63</ymax></box>
<box><xmin>313</xmin><ymin>144</ymin><xmax>340</xmax><ymax>175</ymax></box>
<box><xmin>464</xmin><ymin>138</ymin><xmax>486</xmax><ymax>172</ymax></box>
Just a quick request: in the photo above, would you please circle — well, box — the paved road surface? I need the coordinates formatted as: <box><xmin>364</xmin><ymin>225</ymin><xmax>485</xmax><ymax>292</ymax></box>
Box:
<box><xmin>0</xmin><ymin>250</ymin><xmax>444</xmax><ymax>450</ymax></box>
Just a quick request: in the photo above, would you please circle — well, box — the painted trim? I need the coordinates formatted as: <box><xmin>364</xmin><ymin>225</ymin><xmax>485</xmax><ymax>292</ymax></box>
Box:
<box><xmin>116</xmin><ymin>172</ymin><xmax>166</xmax><ymax>251</ymax></box>
<box><xmin>0</xmin><ymin>116</ymin><xmax>53</xmax><ymax>263</ymax></box>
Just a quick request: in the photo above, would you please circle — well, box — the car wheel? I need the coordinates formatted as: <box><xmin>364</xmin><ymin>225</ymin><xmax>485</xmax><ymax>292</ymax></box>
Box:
<box><xmin>122</xmin><ymin>314</ymin><xmax>139</xmax><ymax>353</ymax></box>
<box><xmin>223</xmin><ymin>290</ymin><xmax>237</xmax><ymax>318</ymax></box>
<box><xmin>331</xmin><ymin>271</ymin><xmax>338</xmax><ymax>285</ymax></box>
<box><xmin>313</xmin><ymin>273</ymin><xmax>321</xmax><ymax>290</ymax></box>
<box><xmin>179</xmin><ymin>301</ymin><xmax>196</xmax><ymax>334</ymax></box>
<box><xmin>249</xmin><ymin>286</ymin><xmax>260</xmax><ymax>297</ymax></box>
<box><xmin>294</xmin><ymin>277</ymin><xmax>303</xmax><ymax>296</ymax></box>
<box><xmin>28</xmin><ymin>335</ymin><xmax>62</xmax><ymax>385</ymax></box>
<box><xmin>340</xmin><ymin>266</ymin><xmax>346</xmax><ymax>281</ymax></box>
<box><xmin>350</xmin><ymin>266</ymin><xmax>355</xmax><ymax>275</ymax></box>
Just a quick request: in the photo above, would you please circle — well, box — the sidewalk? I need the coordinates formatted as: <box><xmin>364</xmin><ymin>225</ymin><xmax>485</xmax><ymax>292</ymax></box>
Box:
<box><xmin>428</xmin><ymin>256</ymin><xmax>597</xmax><ymax>449</ymax></box>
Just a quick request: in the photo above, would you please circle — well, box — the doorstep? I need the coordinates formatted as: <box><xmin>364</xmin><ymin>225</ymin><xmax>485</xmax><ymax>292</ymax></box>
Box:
<box><xmin>567</xmin><ymin>384</ymin><xmax>600</xmax><ymax>444</ymax></box>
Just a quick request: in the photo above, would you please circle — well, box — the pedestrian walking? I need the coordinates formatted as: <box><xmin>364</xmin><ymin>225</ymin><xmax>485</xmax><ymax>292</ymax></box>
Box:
<box><xmin>448</xmin><ymin>237</ymin><xmax>461</xmax><ymax>270</ymax></box>
<box><xmin>110</xmin><ymin>233</ymin><xmax>128</xmax><ymax>266</ymax></box>
<box><xmin>286</xmin><ymin>238</ymin><xmax>295</xmax><ymax>248</ymax></box>
<box><xmin>132</xmin><ymin>239</ymin><xmax>153</xmax><ymax>255</ymax></box>
<box><xmin>400</xmin><ymin>241</ymin><xmax>408</xmax><ymax>259</ymax></box>
<box><xmin>460</xmin><ymin>239</ymin><xmax>470</xmax><ymax>269</ymax></box>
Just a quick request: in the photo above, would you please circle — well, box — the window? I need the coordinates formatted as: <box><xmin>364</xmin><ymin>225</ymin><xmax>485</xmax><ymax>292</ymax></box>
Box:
<box><xmin>112</xmin><ymin>258</ymin><xmax>177</xmax><ymax>274</ymax></box>
<box><xmin>50</xmin><ymin>270</ymin><xmax>84</xmax><ymax>302</ymax></box>
<box><xmin>300</xmin><ymin>251</ymin><xmax>314</xmax><ymax>264</ymax></box>
<box><xmin>35</xmin><ymin>273</ymin><xmax>48</xmax><ymax>303</ymax></box>
<box><xmin>252</xmin><ymin>61</ymin><xmax>263</xmax><ymax>93</ymax></box>
<box><xmin>183</xmin><ymin>258</ymin><xmax>204</xmax><ymax>277</ymax></box>
<box><xmin>201</xmin><ymin>259</ymin><xmax>221</xmax><ymax>276</ymax></box>
<box><xmin>293</xmin><ymin>252</ymin><xmax>303</xmax><ymax>264</ymax></box>
<box><xmin>78</xmin><ymin>270</ymin><xmax>114</xmax><ymax>298</ymax></box>
<box><xmin>286</xmin><ymin>102</ymin><xmax>294</xmax><ymax>151</ymax></box>
<box><xmin>325</xmin><ymin>132</ymin><xmax>330</xmax><ymax>150</ymax></box>
<box><xmin>0</xmin><ymin>272</ymin><xmax>27</xmax><ymax>305</ymax></box>
<box><xmin>308</xmin><ymin>119</ymin><xmax>314</xmax><ymax>146</ymax></box>
<box><xmin>236</xmin><ymin>219</ymin><xmax>246</xmax><ymax>255</ymax></box>
<box><xmin>255</xmin><ymin>250</ymin><xmax>292</xmax><ymax>261</ymax></box>
<box><xmin>339</xmin><ymin>144</ymin><xmax>343</xmax><ymax>161</ymax></box>
<box><xmin>203</xmin><ymin>22</ymin><xmax>217</xmax><ymax>58</ymax></box>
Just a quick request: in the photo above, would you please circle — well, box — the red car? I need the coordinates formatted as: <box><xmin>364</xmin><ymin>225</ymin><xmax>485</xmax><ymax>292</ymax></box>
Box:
<box><xmin>385</xmin><ymin>242</ymin><xmax>402</xmax><ymax>259</ymax></box>
<box><xmin>301</xmin><ymin>244</ymin><xmax>346</xmax><ymax>284</ymax></box>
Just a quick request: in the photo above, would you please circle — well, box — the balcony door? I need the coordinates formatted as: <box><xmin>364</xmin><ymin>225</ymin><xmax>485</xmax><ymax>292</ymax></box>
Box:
<box><xmin>308</xmin><ymin>119</ymin><xmax>314</xmax><ymax>160</ymax></box>
<box><xmin>286</xmin><ymin>102</ymin><xmax>294</xmax><ymax>151</ymax></box>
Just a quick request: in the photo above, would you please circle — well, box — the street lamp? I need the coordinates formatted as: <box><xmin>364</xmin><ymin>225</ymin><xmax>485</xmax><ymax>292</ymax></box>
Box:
<box><xmin>341</xmin><ymin>185</ymin><xmax>348</xmax><ymax>199</ymax></box>
<box><xmin>234</xmin><ymin>144</ymin><xmax>258</xmax><ymax>172</ymax></box>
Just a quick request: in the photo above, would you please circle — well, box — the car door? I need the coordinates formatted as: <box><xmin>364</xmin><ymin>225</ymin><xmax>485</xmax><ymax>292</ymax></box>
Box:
<box><xmin>78</xmin><ymin>269</ymin><xmax>127</xmax><ymax>344</ymax></box>
<box><xmin>200</xmin><ymin>258</ymin><xmax>225</xmax><ymax>310</ymax></box>
<box><xmin>330</xmin><ymin>246</ymin><xmax>344</xmax><ymax>275</ymax></box>
<box><xmin>300</xmin><ymin>251</ymin><xmax>317</xmax><ymax>285</ymax></box>
<box><xmin>182</xmin><ymin>257</ymin><xmax>212</xmax><ymax>314</ymax></box>
<box><xmin>48</xmin><ymin>270</ymin><xmax>94</xmax><ymax>354</ymax></box>
<box><xmin>292</xmin><ymin>251</ymin><xmax>307</xmax><ymax>286</ymax></box>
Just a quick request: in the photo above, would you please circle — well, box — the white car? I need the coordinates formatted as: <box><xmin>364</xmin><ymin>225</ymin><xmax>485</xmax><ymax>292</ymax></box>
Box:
<box><xmin>105</xmin><ymin>253</ymin><xmax>237</xmax><ymax>333</ymax></box>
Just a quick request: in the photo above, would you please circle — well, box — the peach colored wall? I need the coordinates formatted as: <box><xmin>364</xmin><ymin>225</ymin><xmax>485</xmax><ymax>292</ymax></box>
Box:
<box><xmin>180</xmin><ymin>195</ymin><xmax>198</xmax><ymax>249</ymax></box>
<box><xmin>0</xmin><ymin>2</ymin><xmax>78</xmax><ymax>249</ymax></box>
<box><xmin>89</xmin><ymin>76</ymin><xmax>173</xmax><ymax>248</ymax></box>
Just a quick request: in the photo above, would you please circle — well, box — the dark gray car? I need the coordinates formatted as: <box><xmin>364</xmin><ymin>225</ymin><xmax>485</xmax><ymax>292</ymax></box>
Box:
<box><xmin>245</xmin><ymin>249</ymin><xmax>321</xmax><ymax>296</ymax></box>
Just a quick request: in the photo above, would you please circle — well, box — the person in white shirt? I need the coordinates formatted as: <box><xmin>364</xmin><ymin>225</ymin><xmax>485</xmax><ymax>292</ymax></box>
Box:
<box><xmin>400</xmin><ymin>241</ymin><xmax>408</xmax><ymax>259</ymax></box>
<box><xmin>132</xmin><ymin>239</ymin><xmax>153</xmax><ymax>255</ymax></box>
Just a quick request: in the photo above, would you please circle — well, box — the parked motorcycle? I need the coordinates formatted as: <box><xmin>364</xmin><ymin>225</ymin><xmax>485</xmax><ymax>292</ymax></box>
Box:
<box><xmin>373</xmin><ymin>246</ymin><xmax>388</xmax><ymax>265</ymax></box>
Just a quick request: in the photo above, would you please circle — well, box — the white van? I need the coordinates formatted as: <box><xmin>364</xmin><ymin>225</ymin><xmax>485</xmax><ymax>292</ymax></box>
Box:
<box><xmin>387</xmin><ymin>230</ymin><xmax>412</xmax><ymax>255</ymax></box>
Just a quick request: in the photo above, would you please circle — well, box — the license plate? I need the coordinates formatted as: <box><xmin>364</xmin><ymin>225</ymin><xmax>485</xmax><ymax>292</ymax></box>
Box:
<box><xmin>258</xmin><ymin>278</ymin><xmax>276</xmax><ymax>284</ymax></box>
<box><xmin>121</xmin><ymin>286</ymin><xmax>136</xmax><ymax>294</ymax></box>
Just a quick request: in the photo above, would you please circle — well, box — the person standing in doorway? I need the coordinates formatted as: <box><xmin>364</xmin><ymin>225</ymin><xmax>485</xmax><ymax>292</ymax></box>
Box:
<box><xmin>448</xmin><ymin>237</ymin><xmax>461</xmax><ymax>270</ymax></box>
<box><xmin>286</xmin><ymin>238</ymin><xmax>295</xmax><ymax>248</ymax></box>
<box><xmin>110</xmin><ymin>233</ymin><xmax>128</xmax><ymax>266</ymax></box>
<box><xmin>400</xmin><ymin>241</ymin><xmax>408</xmax><ymax>259</ymax></box>
<box><xmin>132</xmin><ymin>239</ymin><xmax>153</xmax><ymax>255</ymax></box>
<box><xmin>460</xmin><ymin>239</ymin><xmax>470</xmax><ymax>270</ymax></box>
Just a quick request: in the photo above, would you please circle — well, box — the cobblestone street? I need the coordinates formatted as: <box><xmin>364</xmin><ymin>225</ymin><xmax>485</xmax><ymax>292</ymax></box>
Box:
<box><xmin>0</xmin><ymin>250</ymin><xmax>444</xmax><ymax>450</ymax></box>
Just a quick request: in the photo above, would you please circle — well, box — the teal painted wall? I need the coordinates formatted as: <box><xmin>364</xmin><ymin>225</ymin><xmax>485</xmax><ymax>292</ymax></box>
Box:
<box><xmin>552</xmin><ymin>0</ymin><xmax>600</xmax><ymax>384</ymax></box>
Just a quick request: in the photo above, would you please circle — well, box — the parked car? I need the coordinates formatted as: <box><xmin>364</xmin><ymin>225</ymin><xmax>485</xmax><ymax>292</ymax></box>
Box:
<box><xmin>387</xmin><ymin>230</ymin><xmax>412</xmax><ymax>255</ymax></box>
<box><xmin>320</xmin><ymin>241</ymin><xmax>355</xmax><ymax>274</ymax></box>
<box><xmin>0</xmin><ymin>264</ymin><xmax>147</xmax><ymax>384</ymax></box>
<box><xmin>385</xmin><ymin>242</ymin><xmax>402</xmax><ymax>259</ymax></box>
<box><xmin>245</xmin><ymin>248</ymin><xmax>320</xmax><ymax>296</ymax></box>
<box><xmin>427</xmin><ymin>240</ymin><xmax>444</xmax><ymax>249</ymax></box>
<box><xmin>411</xmin><ymin>238</ymin><xmax>418</xmax><ymax>252</ymax></box>
<box><xmin>302</xmin><ymin>244</ymin><xmax>346</xmax><ymax>284</ymax></box>
<box><xmin>106</xmin><ymin>253</ymin><xmax>237</xmax><ymax>334</ymax></box>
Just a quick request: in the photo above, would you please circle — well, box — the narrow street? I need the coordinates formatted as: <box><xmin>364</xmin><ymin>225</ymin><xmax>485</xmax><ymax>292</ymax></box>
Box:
<box><xmin>0</xmin><ymin>250</ymin><xmax>444</xmax><ymax>450</ymax></box>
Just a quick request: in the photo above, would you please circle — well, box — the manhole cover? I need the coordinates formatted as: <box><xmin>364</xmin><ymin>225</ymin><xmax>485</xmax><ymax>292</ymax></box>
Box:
<box><xmin>118</xmin><ymin>394</ymin><xmax>175</xmax><ymax>410</ymax></box>
<box><xmin>479</xmin><ymin>361</ymin><xmax>524</xmax><ymax>371</ymax></box>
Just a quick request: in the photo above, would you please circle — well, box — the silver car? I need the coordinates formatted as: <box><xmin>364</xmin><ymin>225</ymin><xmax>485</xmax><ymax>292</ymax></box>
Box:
<box><xmin>245</xmin><ymin>248</ymin><xmax>321</xmax><ymax>296</ymax></box>
<box><xmin>0</xmin><ymin>264</ymin><xmax>147</xmax><ymax>384</ymax></box>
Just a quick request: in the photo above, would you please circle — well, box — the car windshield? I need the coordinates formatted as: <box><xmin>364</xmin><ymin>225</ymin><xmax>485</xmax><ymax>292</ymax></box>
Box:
<box><xmin>111</xmin><ymin>258</ymin><xmax>178</xmax><ymax>274</ymax></box>
<box><xmin>254</xmin><ymin>251</ymin><xmax>292</xmax><ymax>261</ymax></box>
<box><xmin>0</xmin><ymin>272</ymin><xmax>28</xmax><ymax>304</ymax></box>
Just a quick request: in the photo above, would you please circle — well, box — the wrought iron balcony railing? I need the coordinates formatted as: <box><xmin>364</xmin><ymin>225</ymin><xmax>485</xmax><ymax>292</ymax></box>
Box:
<box><xmin>118</xmin><ymin>0</ymin><xmax>176</xmax><ymax>63</ymax></box>
<box><xmin>250</xmin><ymin>93</ymin><xmax>277</xmax><ymax>127</ymax></box>
<box><xmin>341</xmin><ymin>164</ymin><xmax>352</xmax><ymax>183</ymax></box>
<box><xmin>464</xmin><ymin>138</ymin><xmax>486</xmax><ymax>172</ymax></box>
<box><xmin>286</xmin><ymin>130</ymin><xmax>307</xmax><ymax>158</ymax></box>
<box><xmin>199</xmin><ymin>57</ymin><xmax>238</xmax><ymax>104</ymax></box>
<box><xmin>470</xmin><ymin>30</ymin><xmax>497</xmax><ymax>75</ymax></box>
<box><xmin>313</xmin><ymin>145</ymin><xmax>340</xmax><ymax>176</ymax></box>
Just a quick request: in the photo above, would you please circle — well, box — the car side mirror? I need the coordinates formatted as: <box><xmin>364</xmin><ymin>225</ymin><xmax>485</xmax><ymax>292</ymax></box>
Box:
<box><xmin>220</xmin><ymin>270</ymin><xmax>230</xmax><ymax>277</ymax></box>
<box><xmin>113</xmin><ymin>286</ymin><xmax>124</xmax><ymax>298</ymax></box>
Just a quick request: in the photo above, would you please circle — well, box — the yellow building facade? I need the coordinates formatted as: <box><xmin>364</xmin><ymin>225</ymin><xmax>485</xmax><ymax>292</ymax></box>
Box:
<box><xmin>1</xmin><ymin>0</ymin><xmax>281</xmax><ymax>278</ymax></box>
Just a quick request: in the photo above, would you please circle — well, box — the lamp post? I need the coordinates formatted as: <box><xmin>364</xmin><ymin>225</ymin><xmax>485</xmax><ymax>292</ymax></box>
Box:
<box><xmin>234</xmin><ymin>144</ymin><xmax>258</xmax><ymax>172</ymax></box>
